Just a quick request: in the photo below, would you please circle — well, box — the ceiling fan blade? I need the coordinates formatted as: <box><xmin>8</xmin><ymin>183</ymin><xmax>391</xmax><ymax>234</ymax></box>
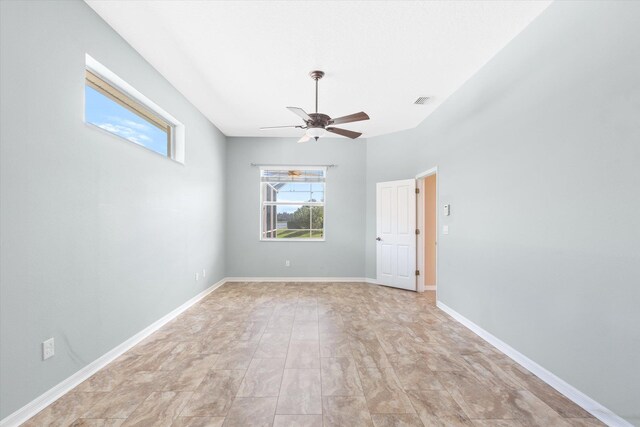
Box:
<box><xmin>329</xmin><ymin>111</ymin><xmax>369</xmax><ymax>125</ymax></box>
<box><xmin>260</xmin><ymin>125</ymin><xmax>303</xmax><ymax>130</ymax></box>
<box><xmin>287</xmin><ymin>107</ymin><xmax>311</xmax><ymax>121</ymax></box>
<box><xmin>326</xmin><ymin>127</ymin><xmax>362</xmax><ymax>139</ymax></box>
<box><xmin>298</xmin><ymin>134</ymin><xmax>311</xmax><ymax>144</ymax></box>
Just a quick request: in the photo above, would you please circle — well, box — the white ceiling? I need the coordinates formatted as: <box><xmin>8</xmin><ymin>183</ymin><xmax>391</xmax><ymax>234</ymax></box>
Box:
<box><xmin>85</xmin><ymin>1</ymin><xmax>551</xmax><ymax>139</ymax></box>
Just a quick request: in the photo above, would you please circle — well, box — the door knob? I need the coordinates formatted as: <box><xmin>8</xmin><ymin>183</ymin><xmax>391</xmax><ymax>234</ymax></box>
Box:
<box><xmin>376</xmin><ymin>237</ymin><xmax>382</xmax><ymax>241</ymax></box>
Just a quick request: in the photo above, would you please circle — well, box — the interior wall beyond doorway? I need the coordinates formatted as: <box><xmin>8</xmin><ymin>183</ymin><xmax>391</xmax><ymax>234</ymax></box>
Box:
<box><xmin>424</xmin><ymin>174</ymin><xmax>437</xmax><ymax>287</ymax></box>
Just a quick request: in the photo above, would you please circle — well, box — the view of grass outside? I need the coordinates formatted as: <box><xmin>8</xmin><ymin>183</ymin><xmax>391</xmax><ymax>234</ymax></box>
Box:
<box><xmin>276</xmin><ymin>229</ymin><xmax>324</xmax><ymax>238</ymax></box>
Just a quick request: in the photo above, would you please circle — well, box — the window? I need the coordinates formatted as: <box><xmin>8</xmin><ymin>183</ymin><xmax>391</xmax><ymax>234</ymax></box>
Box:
<box><xmin>260</xmin><ymin>167</ymin><xmax>326</xmax><ymax>240</ymax></box>
<box><xmin>84</xmin><ymin>54</ymin><xmax>184</xmax><ymax>162</ymax></box>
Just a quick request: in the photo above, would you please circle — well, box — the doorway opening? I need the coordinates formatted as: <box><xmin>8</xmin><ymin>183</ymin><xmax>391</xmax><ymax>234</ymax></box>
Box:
<box><xmin>416</xmin><ymin>167</ymin><xmax>438</xmax><ymax>292</ymax></box>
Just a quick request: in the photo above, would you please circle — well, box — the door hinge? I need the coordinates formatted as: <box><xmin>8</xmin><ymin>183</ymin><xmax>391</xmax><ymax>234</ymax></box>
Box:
<box><xmin>415</xmin><ymin>270</ymin><xmax>420</xmax><ymax>276</ymax></box>
<box><xmin>415</xmin><ymin>229</ymin><xmax>420</xmax><ymax>235</ymax></box>
<box><xmin>415</xmin><ymin>188</ymin><xmax>420</xmax><ymax>194</ymax></box>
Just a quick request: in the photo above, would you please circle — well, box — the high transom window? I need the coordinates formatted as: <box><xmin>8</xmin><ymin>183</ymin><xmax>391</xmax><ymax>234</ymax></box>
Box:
<box><xmin>84</xmin><ymin>54</ymin><xmax>185</xmax><ymax>163</ymax></box>
<box><xmin>260</xmin><ymin>167</ymin><xmax>326</xmax><ymax>241</ymax></box>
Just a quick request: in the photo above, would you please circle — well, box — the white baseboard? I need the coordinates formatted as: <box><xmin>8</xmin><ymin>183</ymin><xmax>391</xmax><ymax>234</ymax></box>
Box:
<box><xmin>436</xmin><ymin>301</ymin><xmax>631</xmax><ymax>427</ymax></box>
<box><xmin>0</xmin><ymin>278</ymin><xmax>228</xmax><ymax>427</ymax></box>
<box><xmin>226</xmin><ymin>276</ymin><xmax>372</xmax><ymax>283</ymax></box>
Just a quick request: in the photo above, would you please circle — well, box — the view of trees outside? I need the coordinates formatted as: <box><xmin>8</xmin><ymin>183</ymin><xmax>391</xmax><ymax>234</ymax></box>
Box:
<box><xmin>275</xmin><ymin>206</ymin><xmax>324</xmax><ymax>238</ymax></box>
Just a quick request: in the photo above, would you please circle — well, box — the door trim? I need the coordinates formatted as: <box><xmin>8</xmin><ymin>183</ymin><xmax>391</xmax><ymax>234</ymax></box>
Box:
<box><xmin>416</xmin><ymin>166</ymin><xmax>438</xmax><ymax>293</ymax></box>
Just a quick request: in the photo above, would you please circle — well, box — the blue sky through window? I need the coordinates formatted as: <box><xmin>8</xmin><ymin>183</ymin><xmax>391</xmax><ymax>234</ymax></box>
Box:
<box><xmin>85</xmin><ymin>86</ymin><xmax>168</xmax><ymax>156</ymax></box>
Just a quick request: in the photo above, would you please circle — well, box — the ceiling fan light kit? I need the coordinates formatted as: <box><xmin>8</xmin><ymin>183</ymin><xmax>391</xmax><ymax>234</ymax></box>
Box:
<box><xmin>260</xmin><ymin>70</ymin><xmax>369</xmax><ymax>143</ymax></box>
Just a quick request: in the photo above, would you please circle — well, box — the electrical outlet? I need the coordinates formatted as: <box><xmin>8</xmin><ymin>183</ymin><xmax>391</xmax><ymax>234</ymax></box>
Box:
<box><xmin>195</xmin><ymin>273</ymin><xmax>199</xmax><ymax>281</ymax></box>
<box><xmin>42</xmin><ymin>338</ymin><xmax>55</xmax><ymax>360</ymax></box>
<box><xmin>202</xmin><ymin>269</ymin><xmax>206</xmax><ymax>278</ymax></box>
<box><xmin>285</xmin><ymin>260</ymin><xmax>290</xmax><ymax>267</ymax></box>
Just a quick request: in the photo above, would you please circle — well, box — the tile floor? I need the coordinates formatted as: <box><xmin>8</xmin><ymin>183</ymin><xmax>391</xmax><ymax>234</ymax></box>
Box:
<box><xmin>22</xmin><ymin>282</ymin><xmax>603</xmax><ymax>426</ymax></box>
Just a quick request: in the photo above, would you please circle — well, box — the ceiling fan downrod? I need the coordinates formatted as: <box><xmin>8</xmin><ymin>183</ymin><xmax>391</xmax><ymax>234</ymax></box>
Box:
<box><xmin>309</xmin><ymin>71</ymin><xmax>324</xmax><ymax>140</ymax></box>
<box><xmin>309</xmin><ymin>70</ymin><xmax>324</xmax><ymax>114</ymax></box>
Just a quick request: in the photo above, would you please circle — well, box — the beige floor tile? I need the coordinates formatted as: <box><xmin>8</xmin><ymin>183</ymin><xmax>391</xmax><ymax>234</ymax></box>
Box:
<box><xmin>82</xmin><ymin>371</ymin><xmax>173</xmax><ymax>419</ymax></box>
<box><xmin>321</xmin><ymin>357</ymin><xmax>363</xmax><ymax>396</ymax></box>
<box><xmin>237</xmin><ymin>358</ymin><xmax>285</xmax><ymax>397</ymax></box>
<box><xmin>295</xmin><ymin>305</ymin><xmax>318</xmax><ymax>322</ymax></box>
<box><xmin>508</xmin><ymin>390</ymin><xmax>574</xmax><ymax>427</ymax></box>
<box><xmin>393</xmin><ymin>362</ymin><xmax>443</xmax><ymax>391</ymax></box>
<box><xmin>24</xmin><ymin>285</ymin><xmax>595</xmax><ymax>427</ymax></box>
<box><xmin>163</xmin><ymin>353</ymin><xmax>219</xmax><ymax>391</ymax></box>
<box><xmin>22</xmin><ymin>392</ymin><xmax>107</xmax><ymax>427</ymax></box>
<box><xmin>266</xmin><ymin>315</ymin><xmax>295</xmax><ymax>332</ymax></box>
<box><xmin>371</xmin><ymin>414</ymin><xmax>426</xmax><ymax>427</ymax></box>
<box><xmin>121</xmin><ymin>391</ymin><xmax>192</xmax><ymax>426</ymax></box>
<box><xmin>319</xmin><ymin>333</ymin><xmax>352</xmax><ymax>357</ymax></box>
<box><xmin>350</xmin><ymin>338</ymin><xmax>392</xmax><ymax>369</ymax></box>
<box><xmin>80</xmin><ymin>387</ymin><xmax>151</xmax><ymax>420</ymax></box>
<box><xmin>276</xmin><ymin>394</ymin><xmax>323</xmax><ymax>416</ymax></box>
<box><xmin>223</xmin><ymin>397</ymin><xmax>277</xmax><ymax>427</ymax></box>
<box><xmin>211</xmin><ymin>342</ymin><xmax>257</xmax><ymax>370</ymax></box>
<box><xmin>407</xmin><ymin>389</ymin><xmax>473</xmax><ymax>427</ymax></box>
<box><xmin>69</xmin><ymin>419</ymin><xmax>126</xmax><ymax>427</ymax></box>
<box><xmin>359</xmin><ymin>367</ymin><xmax>414</xmax><ymax>414</ymax></box>
<box><xmin>563</xmin><ymin>418</ymin><xmax>607</xmax><ymax>426</ymax></box>
<box><xmin>292</xmin><ymin>321</ymin><xmax>320</xmax><ymax>340</ymax></box>
<box><xmin>254</xmin><ymin>332</ymin><xmax>291</xmax><ymax>358</ymax></box>
<box><xmin>472</xmin><ymin>420</ymin><xmax>526</xmax><ymax>427</ymax></box>
<box><xmin>501</xmin><ymin>363</ymin><xmax>594</xmax><ymax>419</ymax></box>
<box><xmin>318</xmin><ymin>317</ymin><xmax>345</xmax><ymax>336</ymax></box>
<box><xmin>376</xmin><ymin>330</ymin><xmax>427</xmax><ymax>355</ymax></box>
<box><xmin>276</xmin><ymin>369</ymin><xmax>322</xmax><ymax>415</ymax></box>
<box><xmin>273</xmin><ymin>414</ymin><xmax>323</xmax><ymax>427</ymax></box>
<box><xmin>180</xmin><ymin>370</ymin><xmax>245</xmax><ymax>417</ymax></box>
<box><xmin>286</xmin><ymin>340</ymin><xmax>320</xmax><ymax>369</ymax></box>
<box><xmin>461</xmin><ymin>353</ymin><xmax>524</xmax><ymax>391</ymax></box>
<box><xmin>170</xmin><ymin>417</ymin><xmax>225</xmax><ymax>427</ymax></box>
<box><xmin>323</xmin><ymin>396</ymin><xmax>374</xmax><ymax>427</ymax></box>
<box><xmin>237</xmin><ymin>321</ymin><xmax>267</xmax><ymax>342</ymax></box>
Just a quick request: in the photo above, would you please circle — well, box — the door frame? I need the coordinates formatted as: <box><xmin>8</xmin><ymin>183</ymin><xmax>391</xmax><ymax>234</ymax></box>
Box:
<box><xmin>415</xmin><ymin>166</ymin><xmax>438</xmax><ymax>293</ymax></box>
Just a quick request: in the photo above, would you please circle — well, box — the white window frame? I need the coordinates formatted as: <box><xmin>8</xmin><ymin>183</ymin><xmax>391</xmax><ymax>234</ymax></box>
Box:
<box><xmin>259</xmin><ymin>166</ymin><xmax>327</xmax><ymax>242</ymax></box>
<box><xmin>84</xmin><ymin>54</ymin><xmax>185</xmax><ymax>164</ymax></box>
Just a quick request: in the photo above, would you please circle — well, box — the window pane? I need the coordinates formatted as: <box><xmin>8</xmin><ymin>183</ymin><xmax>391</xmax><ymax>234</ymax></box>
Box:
<box><xmin>85</xmin><ymin>85</ymin><xmax>169</xmax><ymax>156</ymax></box>
<box><xmin>261</xmin><ymin>204</ymin><xmax>324</xmax><ymax>239</ymax></box>
<box><xmin>270</xmin><ymin>182</ymin><xmax>324</xmax><ymax>203</ymax></box>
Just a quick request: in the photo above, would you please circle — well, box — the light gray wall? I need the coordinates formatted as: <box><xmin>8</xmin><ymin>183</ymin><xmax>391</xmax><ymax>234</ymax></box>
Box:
<box><xmin>0</xmin><ymin>0</ymin><xmax>226</xmax><ymax>418</ymax></box>
<box><xmin>226</xmin><ymin>137</ymin><xmax>366</xmax><ymax>278</ymax></box>
<box><xmin>365</xmin><ymin>1</ymin><xmax>640</xmax><ymax>423</ymax></box>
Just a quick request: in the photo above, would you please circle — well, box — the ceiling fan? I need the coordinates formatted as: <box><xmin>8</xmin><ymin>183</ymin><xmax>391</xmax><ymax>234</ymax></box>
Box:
<box><xmin>260</xmin><ymin>70</ymin><xmax>370</xmax><ymax>143</ymax></box>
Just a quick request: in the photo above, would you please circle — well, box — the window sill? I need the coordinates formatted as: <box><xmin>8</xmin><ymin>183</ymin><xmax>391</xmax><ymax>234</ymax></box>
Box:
<box><xmin>260</xmin><ymin>238</ymin><xmax>326</xmax><ymax>242</ymax></box>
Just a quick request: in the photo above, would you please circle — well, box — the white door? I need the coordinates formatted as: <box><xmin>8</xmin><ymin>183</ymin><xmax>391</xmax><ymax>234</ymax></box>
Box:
<box><xmin>376</xmin><ymin>179</ymin><xmax>416</xmax><ymax>291</ymax></box>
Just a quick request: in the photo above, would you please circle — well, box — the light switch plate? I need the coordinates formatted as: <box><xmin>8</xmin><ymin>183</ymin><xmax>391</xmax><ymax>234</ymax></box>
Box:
<box><xmin>443</xmin><ymin>225</ymin><xmax>449</xmax><ymax>235</ymax></box>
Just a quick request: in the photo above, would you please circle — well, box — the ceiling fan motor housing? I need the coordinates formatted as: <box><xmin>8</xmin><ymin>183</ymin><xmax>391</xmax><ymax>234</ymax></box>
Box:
<box><xmin>307</xmin><ymin>113</ymin><xmax>331</xmax><ymax>128</ymax></box>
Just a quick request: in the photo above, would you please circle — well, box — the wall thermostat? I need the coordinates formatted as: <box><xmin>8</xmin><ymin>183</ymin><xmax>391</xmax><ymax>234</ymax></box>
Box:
<box><xmin>444</xmin><ymin>204</ymin><xmax>451</xmax><ymax>216</ymax></box>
